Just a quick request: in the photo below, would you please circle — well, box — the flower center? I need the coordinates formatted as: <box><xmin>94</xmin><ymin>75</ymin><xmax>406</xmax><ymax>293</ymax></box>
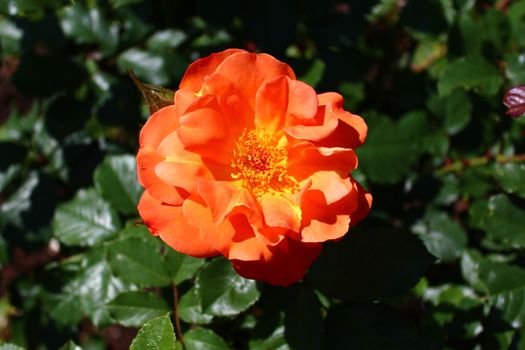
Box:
<box><xmin>231</xmin><ymin>129</ymin><xmax>296</xmax><ymax>196</ymax></box>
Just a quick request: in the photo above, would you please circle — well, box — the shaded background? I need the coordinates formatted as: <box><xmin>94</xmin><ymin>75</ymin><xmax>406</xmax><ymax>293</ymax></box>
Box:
<box><xmin>1</xmin><ymin>0</ymin><xmax>525</xmax><ymax>349</ymax></box>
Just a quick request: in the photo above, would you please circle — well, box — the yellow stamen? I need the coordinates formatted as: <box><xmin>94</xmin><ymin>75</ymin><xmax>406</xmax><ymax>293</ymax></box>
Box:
<box><xmin>231</xmin><ymin>129</ymin><xmax>297</xmax><ymax>197</ymax></box>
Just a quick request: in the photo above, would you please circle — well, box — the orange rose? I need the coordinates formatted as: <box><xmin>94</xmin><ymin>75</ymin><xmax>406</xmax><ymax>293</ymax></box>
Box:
<box><xmin>137</xmin><ymin>49</ymin><xmax>372</xmax><ymax>286</ymax></box>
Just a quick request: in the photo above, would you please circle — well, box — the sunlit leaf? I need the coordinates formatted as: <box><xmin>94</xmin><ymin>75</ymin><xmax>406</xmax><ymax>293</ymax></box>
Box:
<box><xmin>130</xmin><ymin>314</ymin><xmax>176</xmax><ymax>350</ymax></box>
<box><xmin>184</xmin><ymin>328</ymin><xmax>230</xmax><ymax>350</ymax></box>
<box><xmin>94</xmin><ymin>154</ymin><xmax>143</xmax><ymax>215</ymax></box>
<box><xmin>195</xmin><ymin>258</ymin><xmax>260</xmax><ymax>317</ymax></box>
<box><xmin>107</xmin><ymin>291</ymin><xmax>171</xmax><ymax>327</ymax></box>
<box><xmin>106</xmin><ymin>237</ymin><xmax>172</xmax><ymax>287</ymax></box>
<box><xmin>438</xmin><ymin>56</ymin><xmax>502</xmax><ymax>97</ymax></box>
<box><xmin>53</xmin><ymin>189</ymin><xmax>121</xmax><ymax>246</ymax></box>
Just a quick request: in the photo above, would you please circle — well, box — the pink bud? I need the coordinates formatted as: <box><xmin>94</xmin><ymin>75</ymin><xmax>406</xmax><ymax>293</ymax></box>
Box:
<box><xmin>503</xmin><ymin>85</ymin><xmax>525</xmax><ymax>118</ymax></box>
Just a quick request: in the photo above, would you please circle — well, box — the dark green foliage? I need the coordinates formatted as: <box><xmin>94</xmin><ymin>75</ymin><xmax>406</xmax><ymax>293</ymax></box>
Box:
<box><xmin>1</xmin><ymin>0</ymin><xmax>525</xmax><ymax>349</ymax></box>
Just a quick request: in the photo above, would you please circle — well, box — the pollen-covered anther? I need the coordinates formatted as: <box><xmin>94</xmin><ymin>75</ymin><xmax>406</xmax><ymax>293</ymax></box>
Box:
<box><xmin>231</xmin><ymin>129</ymin><xmax>297</xmax><ymax>196</ymax></box>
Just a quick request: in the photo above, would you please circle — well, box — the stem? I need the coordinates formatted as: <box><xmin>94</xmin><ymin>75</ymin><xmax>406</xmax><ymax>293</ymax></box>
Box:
<box><xmin>172</xmin><ymin>283</ymin><xmax>184</xmax><ymax>344</ymax></box>
<box><xmin>437</xmin><ymin>153</ymin><xmax>525</xmax><ymax>175</ymax></box>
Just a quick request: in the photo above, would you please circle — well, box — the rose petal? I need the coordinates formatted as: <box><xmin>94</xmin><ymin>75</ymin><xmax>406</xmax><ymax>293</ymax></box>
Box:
<box><xmin>299</xmin><ymin>172</ymin><xmax>360</xmax><ymax>243</ymax></box>
<box><xmin>288</xmin><ymin>141</ymin><xmax>358</xmax><ymax>181</ymax></box>
<box><xmin>215</xmin><ymin>52</ymin><xmax>296</xmax><ymax>107</ymax></box>
<box><xmin>182</xmin><ymin>198</ymin><xmax>262</xmax><ymax>260</ymax></box>
<box><xmin>136</xmin><ymin>148</ymin><xmax>187</xmax><ymax>205</ymax></box>
<box><xmin>178</xmin><ymin>107</ymin><xmax>226</xmax><ymax>147</ymax></box>
<box><xmin>139</xmin><ymin>105</ymin><xmax>179</xmax><ymax>149</ymax></box>
<box><xmin>232</xmin><ymin>238</ymin><xmax>322</xmax><ymax>286</ymax></box>
<box><xmin>260</xmin><ymin>193</ymin><xmax>301</xmax><ymax>233</ymax></box>
<box><xmin>255</xmin><ymin>76</ymin><xmax>318</xmax><ymax>133</ymax></box>
<box><xmin>138</xmin><ymin>192</ymin><xmax>217</xmax><ymax>257</ymax></box>
<box><xmin>197</xmin><ymin>180</ymin><xmax>256</xmax><ymax>224</ymax></box>
<box><xmin>315</xmin><ymin>92</ymin><xmax>368</xmax><ymax>148</ymax></box>
<box><xmin>155</xmin><ymin>160</ymin><xmax>210</xmax><ymax>193</ymax></box>
<box><xmin>179</xmin><ymin>48</ymin><xmax>245</xmax><ymax>93</ymax></box>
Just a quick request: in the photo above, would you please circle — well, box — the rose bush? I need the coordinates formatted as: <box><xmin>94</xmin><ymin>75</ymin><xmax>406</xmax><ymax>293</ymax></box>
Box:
<box><xmin>137</xmin><ymin>49</ymin><xmax>372</xmax><ymax>286</ymax></box>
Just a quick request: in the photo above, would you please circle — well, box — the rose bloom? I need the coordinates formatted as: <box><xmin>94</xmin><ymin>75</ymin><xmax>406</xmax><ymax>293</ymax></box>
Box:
<box><xmin>137</xmin><ymin>49</ymin><xmax>372</xmax><ymax>286</ymax></box>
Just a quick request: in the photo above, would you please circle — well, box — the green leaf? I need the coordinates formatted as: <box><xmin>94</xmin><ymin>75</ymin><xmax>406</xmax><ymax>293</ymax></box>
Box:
<box><xmin>107</xmin><ymin>291</ymin><xmax>171</xmax><ymax>327</ymax></box>
<box><xmin>76</xmin><ymin>248</ymin><xmax>129</xmax><ymax>327</ymax></box>
<box><xmin>284</xmin><ymin>286</ymin><xmax>322</xmax><ymax>350</ymax></box>
<box><xmin>165</xmin><ymin>249</ymin><xmax>205</xmax><ymax>284</ymax></box>
<box><xmin>338</xmin><ymin>81</ymin><xmax>365</xmax><ymax>109</ymax></box>
<box><xmin>482</xmin><ymin>9</ymin><xmax>511</xmax><ymax>52</ymax></box>
<box><xmin>504</xmin><ymin>54</ymin><xmax>525</xmax><ymax>86</ymax></box>
<box><xmin>494</xmin><ymin>163</ymin><xmax>525</xmax><ymax>199</ymax></box>
<box><xmin>147</xmin><ymin>30</ymin><xmax>187</xmax><ymax>51</ymax></box>
<box><xmin>427</xmin><ymin>90</ymin><xmax>472</xmax><ymax>135</ymax></box>
<box><xmin>130</xmin><ymin>314</ymin><xmax>176</xmax><ymax>350</ymax></box>
<box><xmin>323</xmin><ymin>303</ymin><xmax>436</xmax><ymax>350</ymax></box>
<box><xmin>412</xmin><ymin>211</ymin><xmax>467</xmax><ymax>262</ymax></box>
<box><xmin>308</xmin><ymin>225</ymin><xmax>434</xmax><ymax>301</ymax></box>
<box><xmin>459</xmin><ymin>12</ymin><xmax>483</xmax><ymax>55</ymax></box>
<box><xmin>184</xmin><ymin>328</ymin><xmax>230</xmax><ymax>350</ymax></box>
<box><xmin>107</xmin><ymin>237</ymin><xmax>172</xmax><ymax>287</ymax></box>
<box><xmin>0</xmin><ymin>171</ymin><xmax>38</xmax><ymax>229</ymax></box>
<box><xmin>358</xmin><ymin>111</ymin><xmax>430</xmax><ymax>184</ymax></box>
<box><xmin>58</xmin><ymin>341</ymin><xmax>83</xmax><ymax>350</ymax></box>
<box><xmin>479</xmin><ymin>260</ymin><xmax>525</xmax><ymax>325</ymax></box>
<box><xmin>461</xmin><ymin>250</ymin><xmax>486</xmax><ymax>292</ymax></box>
<box><xmin>411</xmin><ymin>37</ymin><xmax>447</xmax><ymax>73</ymax></box>
<box><xmin>94</xmin><ymin>154</ymin><xmax>143</xmax><ymax>215</ymax></box>
<box><xmin>299</xmin><ymin>59</ymin><xmax>325</xmax><ymax>88</ymax></box>
<box><xmin>438</xmin><ymin>56</ymin><xmax>503</xmax><ymax>97</ymax></box>
<box><xmin>367</xmin><ymin>0</ymin><xmax>398</xmax><ymax>22</ymax></box>
<box><xmin>119</xmin><ymin>49</ymin><xmax>170</xmax><ymax>86</ymax></box>
<box><xmin>46</xmin><ymin>247</ymin><xmax>129</xmax><ymax>328</ymax></box>
<box><xmin>509</xmin><ymin>1</ymin><xmax>525</xmax><ymax>47</ymax></box>
<box><xmin>47</xmin><ymin>292</ymin><xmax>83</xmax><ymax>326</ymax></box>
<box><xmin>422</xmin><ymin>284</ymin><xmax>482</xmax><ymax>310</ymax></box>
<box><xmin>110</xmin><ymin>0</ymin><xmax>142</xmax><ymax>8</ymax></box>
<box><xmin>0</xmin><ymin>344</ymin><xmax>25</xmax><ymax>350</ymax></box>
<box><xmin>483</xmin><ymin>194</ymin><xmax>525</xmax><ymax>248</ymax></box>
<box><xmin>53</xmin><ymin>189</ymin><xmax>121</xmax><ymax>246</ymax></box>
<box><xmin>129</xmin><ymin>70</ymin><xmax>175</xmax><ymax>114</ymax></box>
<box><xmin>0</xmin><ymin>18</ymin><xmax>22</xmax><ymax>56</ymax></box>
<box><xmin>195</xmin><ymin>258</ymin><xmax>260</xmax><ymax>317</ymax></box>
<box><xmin>0</xmin><ymin>236</ymin><xmax>7</xmax><ymax>268</ymax></box>
<box><xmin>60</xmin><ymin>4</ymin><xmax>118</xmax><ymax>54</ymax></box>
<box><xmin>178</xmin><ymin>287</ymin><xmax>214</xmax><ymax>325</ymax></box>
<box><xmin>249</xmin><ymin>325</ymin><xmax>289</xmax><ymax>350</ymax></box>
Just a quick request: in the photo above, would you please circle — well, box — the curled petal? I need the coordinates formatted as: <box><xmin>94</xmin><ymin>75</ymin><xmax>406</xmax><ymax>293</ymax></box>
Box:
<box><xmin>155</xmin><ymin>160</ymin><xmax>210</xmax><ymax>194</ymax></box>
<box><xmin>349</xmin><ymin>182</ymin><xmax>373</xmax><ymax>228</ymax></box>
<box><xmin>136</xmin><ymin>148</ymin><xmax>187</xmax><ymax>205</ymax></box>
<box><xmin>178</xmin><ymin>107</ymin><xmax>226</xmax><ymax>147</ymax></box>
<box><xmin>315</xmin><ymin>92</ymin><xmax>368</xmax><ymax>148</ymax></box>
<box><xmin>288</xmin><ymin>141</ymin><xmax>358</xmax><ymax>180</ymax></box>
<box><xmin>138</xmin><ymin>192</ymin><xmax>217</xmax><ymax>257</ymax></box>
<box><xmin>139</xmin><ymin>105</ymin><xmax>179</xmax><ymax>149</ymax></box>
<box><xmin>215</xmin><ymin>52</ymin><xmax>296</xmax><ymax>106</ymax></box>
<box><xmin>284</xmin><ymin>105</ymin><xmax>339</xmax><ymax>141</ymax></box>
<box><xmin>255</xmin><ymin>76</ymin><xmax>318</xmax><ymax>133</ymax></box>
<box><xmin>299</xmin><ymin>172</ymin><xmax>360</xmax><ymax>243</ymax></box>
<box><xmin>232</xmin><ymin>238</ymin><xmax>322</xmax><ymax>286</ymax></box>
<box><xmin>179</xmin><ymin>48</ymin><xmax>245</xmax><ymax>93</ymax></box>
<box><xmin>260</xmin><ymin>193</ymin><xmax>301</xmax><ymax>233</ymax></box>
<box><xmin>197</xmin><ymin>180</ymin><xmax>256</xmax><ymax>224</ymax></box>
<box><xmin>182</xmin><ymin>198</ymin><xmax>263</xmax><ymax>261</ymax></box>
